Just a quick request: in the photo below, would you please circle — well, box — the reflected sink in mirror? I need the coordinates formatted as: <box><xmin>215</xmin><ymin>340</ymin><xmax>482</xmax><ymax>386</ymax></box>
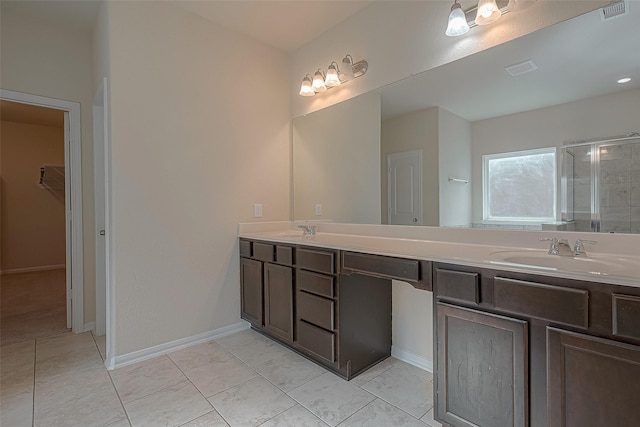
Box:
<box><xmin>488</xmin><ymin>250</ymin><xmax>636</xmax><ymax>277</ymax></box>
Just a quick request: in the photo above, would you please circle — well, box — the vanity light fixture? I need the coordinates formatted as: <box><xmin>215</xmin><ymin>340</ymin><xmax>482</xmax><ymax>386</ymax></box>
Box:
<box><xmin>446</xmin><ymin>1</ymin><xmax>470</xmax><ymax>37</ymax></box>
<box><xmin>312</xmin><ymin>69</ymin><xmax>327</xmax><ymax>93</ymax></box>
<box><xmin>325</xmin><ymin>62</ymin><xmax>342</xmax><ymax>87</ymax></box>
<box><xmin>475</xmin><ymin>0</ymin><xmax>502</xmax><ymax>25</ymax></box>
<box><xmin>617</xmin><ymin>77</ymin><xmax>631</xmax><ymax>84</ymax></box>
<box><xmin>445</xmin><ymin>0</ymin><xmax>510</xmax><ymax>36</ymax></box>
<box><xmin>299</xmin><ymin>54</ymin><xmax>368</xmax><ymax>97</ymax></box>
<box><xmin>299</xmin><ymin>74</ymin><xmax>315</xmax><ymax>96</ymax></box>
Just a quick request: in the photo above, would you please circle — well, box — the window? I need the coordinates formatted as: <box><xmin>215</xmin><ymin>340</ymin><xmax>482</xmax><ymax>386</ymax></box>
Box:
<box><xmin>483</xmin><ymin>147</ymin><xmax>557</xmax><ymax>223</ymax></box>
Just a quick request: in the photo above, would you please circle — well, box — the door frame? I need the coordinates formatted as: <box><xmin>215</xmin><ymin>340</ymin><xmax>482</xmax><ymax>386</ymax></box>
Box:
<box><xmin>0</xmin><ymin>89</ymin><xmax>84</xmax><ymax>332</ymax></box>
<box><xmin>93</xmin><ymin>77</ymin><xmax>114</xmax><ymax>368</ymax></box>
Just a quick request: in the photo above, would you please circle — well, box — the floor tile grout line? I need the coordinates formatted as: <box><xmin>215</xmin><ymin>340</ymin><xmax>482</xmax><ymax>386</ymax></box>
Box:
<box><xmin>103</xmin><ymin>348</ymin><xmax>134</xmax><ymax>427</ymax></box>
<box><xmin>31</xmin><ymin>338</ymin><xmax>36</xmax><ymax>427</ymax></box>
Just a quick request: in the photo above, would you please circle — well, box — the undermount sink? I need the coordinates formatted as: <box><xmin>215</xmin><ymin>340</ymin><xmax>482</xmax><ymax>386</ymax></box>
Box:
<box><xmin>488</xmin><ymin>250</ymin><xmax>632</xmax><ymax>276</ymax></box>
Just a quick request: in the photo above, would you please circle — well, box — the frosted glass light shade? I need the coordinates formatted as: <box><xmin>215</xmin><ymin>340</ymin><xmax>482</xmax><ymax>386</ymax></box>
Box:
<box><xmin>446</xmin><ymin>3</ymin><xmax>470</xmax><ymax>36</ymax></box>
<box><xmin>312</xmin><ymin>70</ymin><xmax>327</xmax><ymax>92</ymax></box>
<box><xmin>325</xmin><ymin>64</ymin><xmax>341</xmax><ymax>87</ymax></box>
<box><xmin>475</xmin><ymin>0</ymin><xmax>502</xmax><ymax>25</ymax></box>
<box><xmin>341</xmin><ymin>56</ymin><xmax>355</xmax><ymax>81</ymax></box>
<box><xmin>299</xmin><ymin>76</ymin><xmax>315</xmax><ymax>96</ymax></box>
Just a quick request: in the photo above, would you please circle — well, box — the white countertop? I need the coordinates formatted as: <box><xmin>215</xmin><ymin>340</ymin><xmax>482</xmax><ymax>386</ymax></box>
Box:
<box><xmin>238</xmin><ymin>222</ymin><xmax>640</xmax><ymax>289</ymax></box>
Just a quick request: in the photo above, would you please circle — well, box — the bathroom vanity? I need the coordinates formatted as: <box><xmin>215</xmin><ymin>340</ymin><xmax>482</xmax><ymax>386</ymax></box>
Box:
<box><xmin>238</xmin><ymin>223</ymin><xmax>640</xmax><ymax>426</ymax></box>
<box><xmin>239</xmin><ymin>237</ymin><xmax>431</xmax><ymax>379</ymax></box>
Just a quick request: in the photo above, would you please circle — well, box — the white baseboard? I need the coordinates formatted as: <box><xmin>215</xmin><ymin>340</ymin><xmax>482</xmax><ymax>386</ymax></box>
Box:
<box><xmin>1</xmin><ymin>264</ymin><xmax>65</xmax><ymax>275</ymax></box>
<box><xmin>81</xmin><ymin>322</ymin><xmax>95</xmax><ymax>333</ymax></box>
<box><xmin>391</xmin><ymin>346</ymin><xmax>433</xmax><ymax>373</ymax></box>
<box><xmin>109</xmin><ymin>321</ymin><xmax>250</xmax><ymax>370</ymax></box>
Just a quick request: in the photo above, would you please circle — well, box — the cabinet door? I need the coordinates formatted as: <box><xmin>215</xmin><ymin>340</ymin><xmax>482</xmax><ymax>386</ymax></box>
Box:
<box><xmin>240</xmin><ymin>258</ymin><xmax>263</xmax><ymax>326</ymax></box>
<box><xmin>264</xmin><ymin>263</ymin><xmax>294</xmax><ymax>342</ymax></box>
<box><xmin>436</xmin><ymin>302</ymin><xmax>528</xmax><ymax>427</ymax></box>
<box><xmin>547</xmin><ymin>327</ymin><xmax>640</xmax><ymax>427</ymax></box>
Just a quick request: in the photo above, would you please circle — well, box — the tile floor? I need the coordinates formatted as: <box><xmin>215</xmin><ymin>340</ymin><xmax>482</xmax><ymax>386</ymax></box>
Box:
<box><xmin>0</xmin><ymin>328</ymin><xmax>443</xmax><ymax>427</ymax></box>
<box><xmin>1</xmin><ymin>268</ymin><xmax>69</xmax><ymax>346</ymax></box>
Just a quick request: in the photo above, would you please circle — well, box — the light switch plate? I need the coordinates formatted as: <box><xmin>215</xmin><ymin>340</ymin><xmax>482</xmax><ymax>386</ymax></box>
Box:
<box><xmin>254</xmin><ymin>204</ymin><xmax>263</xmax><ymax>217</ymax></box>
<box><xmin>315</xmin><ymin>204</ymin><xmax>322</xmax><ymax>216</ymax></box>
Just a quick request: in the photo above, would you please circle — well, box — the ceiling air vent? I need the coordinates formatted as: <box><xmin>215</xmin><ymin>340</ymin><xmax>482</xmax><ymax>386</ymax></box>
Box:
<box><xmin>504</xmin><ymin>59</ymin><xmax>538</xmax><ymax>77</ymax></box>
<box><xmin>601</xmin><ymin>0</ymin><xmax>627</xmax><ymax>20</ymax></box>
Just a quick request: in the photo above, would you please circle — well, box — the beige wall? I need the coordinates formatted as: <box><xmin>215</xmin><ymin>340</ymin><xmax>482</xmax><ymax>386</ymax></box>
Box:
<box><xmin>105</xmin><ymin>1</ymin><xmax>291</xmax><ymax>355</ymax></box>
<box><xmin>1</xmin><ymin>120</ymin><xmax>65</xmax><ymax>271</ymax></box>
<box><xmin>471</xmin><ymin>88</ymin><xmax>640</xmax><ymax>223</ymax></box>
<box><xmin>438</xmin><ymin>108</ymin><xmax>472</xmax><ymax>228</ymax></box>
<box><xmin>293</xmin><ymin>92</ymin><xmax>381</xmax><ymax>224</ymax></box>
<box><xmin>1</xmin><ymin>7</ymin><xmax>96</xmax><ymax>324</ymax></box>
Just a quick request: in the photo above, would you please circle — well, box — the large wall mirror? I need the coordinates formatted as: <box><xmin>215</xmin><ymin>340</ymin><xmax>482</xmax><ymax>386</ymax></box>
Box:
<box><xmin>293</xmin><ymin>4</ymin><xmax>640</xmax><ymax>234</ymax></box>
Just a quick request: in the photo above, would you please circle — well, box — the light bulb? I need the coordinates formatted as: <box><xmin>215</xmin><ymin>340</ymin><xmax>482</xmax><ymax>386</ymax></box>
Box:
<box><xmin>299</xmin><ymin>76</ymin><xmax>315</xmax><ymax>96</ymax></box>
<box><xmin>312</xmin><ymin>70</ymin><xmax>327</xmax><ymax>92</ymax></box>
<box><xmin>446</xmin><ymin>1</ymin><xmax>470</xmax><ymax>37</ymax></box>
<box><xmin>341</xmin><ymin>55</ymin><xmax>355</xmax><ymax>81</ymax></box>
<box><xmin>325</xmin><ymin>64</ymin><xmax>341</xmax><ymax>87</ymax></box>
<box><xmin>475</xmin><ymin>0</ymin><xmax>501</xmax><ymax>25</ymax></box>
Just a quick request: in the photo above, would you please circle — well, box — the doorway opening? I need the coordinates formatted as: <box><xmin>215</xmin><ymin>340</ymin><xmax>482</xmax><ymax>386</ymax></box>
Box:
<box><xmin>0</xmin><ymin>90</ymin><xmax>84</xmax><ymax>344</ymax></box>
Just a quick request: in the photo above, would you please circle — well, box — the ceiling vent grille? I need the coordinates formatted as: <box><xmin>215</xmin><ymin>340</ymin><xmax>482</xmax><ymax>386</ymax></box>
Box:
<box><xmin>601</xmin><ymin>0</ymin><xmax>627</xmax><ymax>20</ymax></box>
<box><xmin>505</xmin><ymin>59</ymin><xmax>538</xmax><ymax>76</ymax></box>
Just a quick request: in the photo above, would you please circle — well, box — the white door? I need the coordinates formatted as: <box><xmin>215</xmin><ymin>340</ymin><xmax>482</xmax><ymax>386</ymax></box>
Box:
<box><xmin>388</xmin><ymin>150</ymin><xmax>422</xmax><ymax>225</ymax></box>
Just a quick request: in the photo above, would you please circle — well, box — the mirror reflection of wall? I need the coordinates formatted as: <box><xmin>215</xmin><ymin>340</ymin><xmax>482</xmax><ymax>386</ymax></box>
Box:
<box><xmin>292</xmin><ymin>4</ymin><xmax>640</xmax><ymax>234</ymax></box>
<box><xmin>293</xmin><ymin>92</ymin><xmax>381</xmax><ymax>224</ymax></box>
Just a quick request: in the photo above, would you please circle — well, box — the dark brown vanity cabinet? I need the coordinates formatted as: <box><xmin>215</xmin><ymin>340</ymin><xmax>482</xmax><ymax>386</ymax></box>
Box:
<box><xmin>239</xmin><ymin>240</ymin><xmax>294</xmax><ymax>343</ymax></box>
<box><xmin>436</xmin><ymin>302</ymin><xmax>528</xmax><ymax>427</ymax></box>
<box><xmin>239</xmin><ymin>239</ymin><xmax>394</xmax><ymax>380</ymax></box>
<box><xmin>295</xmin><ymin>246</ymin><xmax>393</xmax><ymax>379</ymax></box>
<box><xmin>433</xmin><ymin>263</ymin><xmax>640</xmax><ymax>427</ymax></box>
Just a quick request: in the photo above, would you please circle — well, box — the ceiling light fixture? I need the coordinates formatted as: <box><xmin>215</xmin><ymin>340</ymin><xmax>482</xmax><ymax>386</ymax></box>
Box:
<box><xmin>475</xmin><ymin>0</ymin><xmax>502</xmax><ymax>25</ymax></box>
<box><xmin>299</xmin><ymin>54</ymin><xmax>368</xmax><ymax>97</ymax></box>
<box><xmin>617</xmin><ymin>77</ymin><xmax>631</xmax><ymax>84</ymax></box>
<box><xmin>446</xmin><ymin>1</ymin><xmax>470</xmax><ymax>37</ymax></box>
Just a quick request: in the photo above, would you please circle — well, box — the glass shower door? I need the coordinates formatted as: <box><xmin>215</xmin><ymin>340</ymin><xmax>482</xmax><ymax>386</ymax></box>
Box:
<box><xmin>563</xmin><ymin>137</ymin><xmax>640</xmax><ymax>234</ymax></box>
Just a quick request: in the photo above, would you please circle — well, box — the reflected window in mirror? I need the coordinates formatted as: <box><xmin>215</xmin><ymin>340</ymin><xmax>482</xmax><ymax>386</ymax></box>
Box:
<box><xmin>483</xmin><ymin>147</ymin><xmax>557</xmax><ymax>225</ymax></box>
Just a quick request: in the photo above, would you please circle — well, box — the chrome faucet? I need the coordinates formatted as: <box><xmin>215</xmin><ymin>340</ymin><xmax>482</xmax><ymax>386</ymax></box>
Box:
<box><xmin>573</xmin><ymin>239</ymin><xmax>598</xmax><ymax>257</ymax></box>
<box><xmin>540</xmin><ymin>237</ymin><xmax>598</xmax><ymax>257</ymax></box>
<box><xmin>298</xmin><ymin>225</ymin><xmax>317</xmax><ymax>236</ymax></box>
<box><xmin>540</xmin><ymin>237</ymin><xmax>574</xmax><ymax>256</ymax></box>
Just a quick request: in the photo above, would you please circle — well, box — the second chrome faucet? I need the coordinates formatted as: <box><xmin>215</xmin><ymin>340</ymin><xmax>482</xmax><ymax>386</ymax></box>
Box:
<box><xmin>539</xmin><ymin>237</ymin><xmax>597</xmax><ymax>257</ymax></box>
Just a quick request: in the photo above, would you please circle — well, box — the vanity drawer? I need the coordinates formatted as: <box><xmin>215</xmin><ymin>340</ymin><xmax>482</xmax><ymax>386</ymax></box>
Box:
<box><xmin>297</xmin><ymin>248</ymin><xmax>336</xmax><ymax>274</ymax></box>
<box><xmin>276</xmin><ymin>245</ymin><xmax>294</xmax><ymax>266</ymax></box>
<box><xmin>297</xmin><ymin>269</ymin><xmax>334</xmax><ymax>298</ymax></box>
<box><xmin>253</xmin><ymin>242</ymin><xmax>275</xmax><ymax>262</ymax></box>
<box><xmin>435</xmin><ymin>268</ymin><xmax>480</xmax><ymax>305</ymax></box>
<box><xmin>612</xmin><ymin>294</ymin><xmax>640</xmax><ymax>342</ymax></box>
<box><xmin>297</xmin><ymin>291</ymin><xmax>334</xmax><ymax>331</ymax></box>
<box><xmin>494</xmin><ymin>277</ymin><xmax>589</xmax><ymax>328</ymax></box>
<box><xmin>239</xmin><ymin>239</ymin><xmax>252</xmax><ymax>258</ymax></box>
<box><xmin>342</xmin><ymin>251</ymin><xmax>420</xmax><ymax>282</ymax></box>
<box><xmin>297</xmin><ymin>320</ymin><xmax>336</xmax><ymax>364</ymax></box>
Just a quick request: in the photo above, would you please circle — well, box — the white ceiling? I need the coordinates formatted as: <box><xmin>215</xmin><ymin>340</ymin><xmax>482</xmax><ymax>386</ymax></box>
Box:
<box><xmin>171</xmin><ymin>1</ymin><xmax>372</xmax><ymax>53</ymax></box>
<box><xmin>0</xmin><ymin>0</ymin><xmax>372</xmax><ymax>52</ymax></box>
